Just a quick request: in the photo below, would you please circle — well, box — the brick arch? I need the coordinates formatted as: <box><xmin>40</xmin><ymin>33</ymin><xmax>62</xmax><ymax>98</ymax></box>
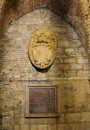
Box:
<box><xmin>0</xmin><ymin>0</ymin><xmax>89</xmax><ymax>52</ymax></box>
<box><xmin>0</xmin><ymin>0</ymin><xmax>51</xmax><ymax>34</ymax></box>
<box><xmin>79</xmin><ymin>0</ymin><xmax>90</xmax><ymax>61</ymax></box>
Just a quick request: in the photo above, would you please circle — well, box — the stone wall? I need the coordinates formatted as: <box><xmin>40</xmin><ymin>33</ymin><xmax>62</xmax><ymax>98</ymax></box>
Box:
<box><xmin>0</xmin><ymin>0</ymin><xmax>88</xmax><ymax>50</ymax></box>
<box><xmin>0</xmin><ymin>0</ymin><xmax>51</xmax><ymax>34</ymax></box>
<box><xmin>0</xmin><ymin>9</ymin><xmax>90</xmax><ymax>130</ymax></box>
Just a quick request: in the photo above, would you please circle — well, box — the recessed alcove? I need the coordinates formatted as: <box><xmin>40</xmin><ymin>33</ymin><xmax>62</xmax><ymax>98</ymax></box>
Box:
<box><xmin>0</xmin><ymin>7</ymin><xmax>90</xmax><ymax>130</ymax></box>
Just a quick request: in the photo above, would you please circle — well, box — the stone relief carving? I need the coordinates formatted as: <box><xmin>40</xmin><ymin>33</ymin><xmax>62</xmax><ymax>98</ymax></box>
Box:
<box><xmin>29</xmin><ymin>28</ymin><xmax>57</xmax><ymax>69</ymax></box>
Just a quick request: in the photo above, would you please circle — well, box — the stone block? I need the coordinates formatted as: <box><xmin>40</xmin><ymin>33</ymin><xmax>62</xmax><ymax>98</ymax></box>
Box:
<box><xmin>80</xmin><ymin>112</ymin><xmax>90</xmax><ymax>122</ymax></box>
<box><xmin>72</xmin><ymin>40</ymin><xmax>82</xmax><ymax>47</ymax></box>
<box><xmin>60</xmin><ymin>113</ymin><xmax>81</xmax><ymax>123</ymax></box>
<box><xmin>64</xmin><ymin>70</ymin><xmax>77</xmax><ymax>77</ymax></box>
<box><xmin>57</xmin><ymin>48</ymin><xmax>65</xmax><ymax>55</ymax></box>
<box><xmin>77</xmin><ymin>57</ymin><xmax>89</xmax><ymax>64</ymax></box>
<box><xmin>20</xmin><ymin>125</ymin><xmax>29</xmax><ymax>130</ymax></box>
<box><xmin>69</xmin><ymin>123</ymin><xmax>85</xmax><ymax>130</ymax></box>
<box><xmin>70</xmin><ymin>64</ymin><xmax>83</xmax><ymax>70</ymax></box>
<box><xmin>16</xmin><ymin>25</ymin><xmax>28</xmax><ymax>33</ymax></box>
<box><xmin>78</xmin><ymin>47</ymin><xmax>86</xmax><ymax>53</ymax></box>
<box><xmin>14</xmin><ymin>125</ymin><xmax>20</xmax><ymax>130</ymax></box>
<box><xmin>59</xmin><ymin>64</ymin><xmax>70</xmax><ymax>71</ymax></box>
<box><xmin>47</xmin><ymin>125</ymin><xmax>57</xmax><ymax>130</ymax></box>
<box><xmin>63</xmin><ymin>57</ymin><xmax>76</xmax><ymax>63</ymax></box>
<box><xmin>77</xmin><ymin>71</ymin><xmax>89</xmax><ymax>77</ymax></box>
<box><xmin>17</xmin><ymin>117</ymin><xmax>30</xmax><ymax>125</ymax></box>
<box><xmin>83</xmin><ymin>123</ymin><xmax>90</xmax><ymax>130</ymax></box>
<box><xmin>58</xmin><ymin>124</ymin><xmax>70</xmax><ymax>130</ymax></box>
<box><xmin>83</xmin><ymin>64</ymin><xmax>90</xmax><ymax>70</ymax></box>
<box><xmin>30</xmin><ymin>125</ymin><xmax>47</xmax><ymax>130</ymax></box>
<box><xmin>58</xmin><ymin>40</ymin><xmax>71</xmax><ymax>48</ymax></box>
<box><xmin>65</xmin><ymin>48</ymin><xmax>76</xmax><ymax>55</ymax></box>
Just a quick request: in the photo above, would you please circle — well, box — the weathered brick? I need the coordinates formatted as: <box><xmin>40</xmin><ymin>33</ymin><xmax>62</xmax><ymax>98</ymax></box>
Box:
<box><xmin>64</xmin><ymin>71</ymin><xmax>77</xmax><ymax>77</ymax></box>
<box><xmin>70</xmin><ymin>64</ymin><xmax>83</xmax><ymax>70</ymax></box>
<box><xmin>65</xmin><ymin>48</ymin><xmax>76</xmax><ymax>55</ymax></box>
<box><xmin>77</xmin><ymin>57</ymin><xmax>89</xmax><ymax>64</ymax></box>
<box><xmin>77</xmin><ymin>71</ymin><xmax>89</xmax><ymax>77</ymax></box>
<box><xmin>78</xmin><ymin>47</ymin><xmax>86</xmax><ymax>53</ymax></box>
<box><xmin>63</xmin><ymin>57</ymin><xmax>76</xmax><ymax>63</ymax></box>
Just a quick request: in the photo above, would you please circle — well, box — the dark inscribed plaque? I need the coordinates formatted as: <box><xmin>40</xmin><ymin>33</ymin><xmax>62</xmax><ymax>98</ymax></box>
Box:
<box><xmin>29</xmin><ymin>87</ymin><xmax>56</xmax><ymax>114</ymax></box>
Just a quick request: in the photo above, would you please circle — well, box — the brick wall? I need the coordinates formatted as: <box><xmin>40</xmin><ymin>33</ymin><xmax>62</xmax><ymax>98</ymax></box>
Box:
<box><xmin>51</xmin><ymin>0</ymin><xmax>88</xmax><ymax>47</ymax></box>
<box><xmin>0</xmin><ymin>8</ymin><xmax>90</xmax><ymax>130</ymax></box>
<box><xmin>79</xmin><ymin>0</ymin><xmax>90</xmax><ymax>63</ymax></box>
<box><xmin>0</xmin><ymin>0</ymin><xmax>88</xmax><ymax>50</ymax></box>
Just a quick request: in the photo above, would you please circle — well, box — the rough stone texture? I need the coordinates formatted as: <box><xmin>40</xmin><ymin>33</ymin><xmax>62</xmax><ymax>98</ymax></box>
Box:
<box><xmin>0</xmin><ymin>0</ymin><xmax>51</xmax><ymax>34</ymax></box>
<box><xmin>0</xmin><ymin>9</ymin><xmax>90</xmax><ymax>130</ymax></box>
<box><xmin>51</xmin><ymin>0</ymin><xmax>87</xmax><ymax>46</ymax></box>
<box><xmin>79</xmin><ymin>0</ymin><xmax>90</xmax><ymax>64</ymax></box>
<box><xmin>0</xmin><ymin>0</ymin><xmax>89</xmax><ymax>51</ymax></box>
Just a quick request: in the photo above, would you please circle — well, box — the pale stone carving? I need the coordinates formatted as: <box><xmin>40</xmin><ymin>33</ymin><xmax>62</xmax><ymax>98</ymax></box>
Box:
<box><xmin>29</xmin><ymin>28</ymin><xmax>57</xmax><ymax>69</ymax></box>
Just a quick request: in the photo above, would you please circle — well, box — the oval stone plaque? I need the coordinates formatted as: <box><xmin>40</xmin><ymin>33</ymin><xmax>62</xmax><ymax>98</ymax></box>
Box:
<box><xmin>29</xmin><ymin>28</ymin><xmax>57</xmax><ymax>69</ymax></box>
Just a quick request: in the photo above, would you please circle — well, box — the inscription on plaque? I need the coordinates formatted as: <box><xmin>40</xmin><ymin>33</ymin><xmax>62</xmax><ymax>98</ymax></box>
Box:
<box><xmin>29</xmin><ymin>87</ymin><xmax>56</xmax><ymax>114</ymax></box>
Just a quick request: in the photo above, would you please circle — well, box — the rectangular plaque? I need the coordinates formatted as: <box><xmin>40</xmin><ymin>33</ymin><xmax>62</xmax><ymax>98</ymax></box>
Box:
<box><xmin>25</xmin><ymin>86</ymin><xmax>57</xmax><ymax>117</ymax></box>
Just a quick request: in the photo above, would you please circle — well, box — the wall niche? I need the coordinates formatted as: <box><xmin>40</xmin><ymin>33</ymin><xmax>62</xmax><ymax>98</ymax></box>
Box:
<box><xmin>0</xmin><ymin>8</ymin><xmax>89</xmax><ymax>130</ymax></box>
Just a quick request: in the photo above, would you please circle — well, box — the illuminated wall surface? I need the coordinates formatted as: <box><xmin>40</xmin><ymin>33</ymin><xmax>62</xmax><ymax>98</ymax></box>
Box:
<box><xmin>0</xmin><ymin>0</ymin><xmax>90</xmax><ymax>130</ymax></box>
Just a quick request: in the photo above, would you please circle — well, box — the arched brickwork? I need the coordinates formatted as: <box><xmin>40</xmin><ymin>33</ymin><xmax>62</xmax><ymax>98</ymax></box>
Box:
<box><xmin>0</xmin><ymin>0</ymin><xmax>89</xmax><ymax>61</ymax></box>
<box><xmin>0</xmin><ymin>2</ymin><xmax>90</xmax><ymax>130</ymax></box>
<box><xmin>79</xmin><ymin>0</ymin><xmax>90</xmax><ymax>61</ymax></box>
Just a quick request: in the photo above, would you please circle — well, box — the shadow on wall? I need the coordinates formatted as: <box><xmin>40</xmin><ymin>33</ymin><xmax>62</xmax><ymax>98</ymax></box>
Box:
<box><xmin>51</xmin><ymin>0</ymin><xmax>87</xmax><ymax>46</ymax></box>
<box><xmin>51</xmin><ymin>0</ymin><xmax>71</xmax><ymax>16</ymax></box>
<box><xmin>0</xmin><ymin>0</ymin><xmax>87</xmax><ymax>47</ymax></box>
<box><xmin>0</xmin><ymin>35</ymin><xmax>11</xmax><ymax>80</ymax></box>
<box><xmin>0</xmin><ymin>35</ymin><xmax>10</xmax><ymax>129</ymax></box>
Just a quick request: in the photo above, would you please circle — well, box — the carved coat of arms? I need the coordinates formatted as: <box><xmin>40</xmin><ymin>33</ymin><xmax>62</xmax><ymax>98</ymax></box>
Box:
<box><xmin>29</xmin><ymin>28</ymin><xmax>57</xmax><ymax>69</ymax></box>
